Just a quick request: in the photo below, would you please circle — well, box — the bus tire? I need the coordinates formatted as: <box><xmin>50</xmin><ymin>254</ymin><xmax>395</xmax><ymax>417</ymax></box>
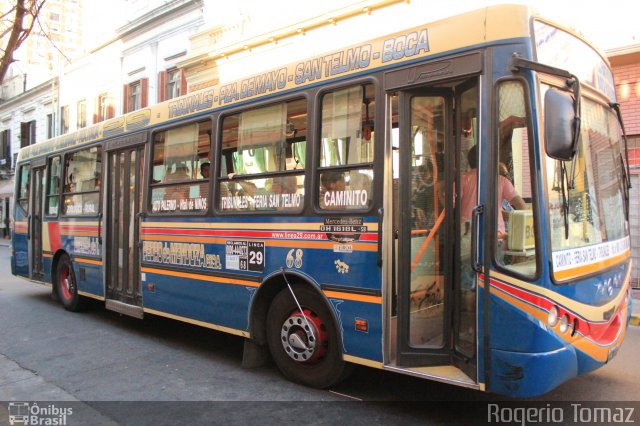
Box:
<box><xmin>266</xmin><ymin>284</ymin><xmax>348</xmax><ymax>388</ymax></box>
<box><xmin>55</xmin><ymin>254</ymin><xmax>85</xmax><ymax>312</ymax></box>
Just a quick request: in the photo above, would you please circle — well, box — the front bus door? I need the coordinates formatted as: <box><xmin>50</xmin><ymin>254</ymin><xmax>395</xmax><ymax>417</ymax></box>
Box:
<box><xmin>105</xmin><ymin>140</ymin><xmax>146</xmax><ymax>318</ymax></box>
<box><xmin>30</xmin><ymin>163</ymin><xmax>46</xmax><ymax>281</ymax></box>
<box><xmin>393</xmin><ymin>78</ymin><xmax>479</xmax><ymax>381</ymax></box>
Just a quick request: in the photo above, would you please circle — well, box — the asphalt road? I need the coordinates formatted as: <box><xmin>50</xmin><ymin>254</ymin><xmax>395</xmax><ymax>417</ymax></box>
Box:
<box><xmin>0</xmin><ymin>244</ymin><xmax>639</xmax><ymax>425</ymax></box>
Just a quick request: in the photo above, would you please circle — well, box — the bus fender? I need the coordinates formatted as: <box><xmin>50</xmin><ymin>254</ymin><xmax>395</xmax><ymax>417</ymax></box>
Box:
<box><xmin>245</xmin><ymin>269</ymin><xmax>343</xmax><ymax>359</ymax></box>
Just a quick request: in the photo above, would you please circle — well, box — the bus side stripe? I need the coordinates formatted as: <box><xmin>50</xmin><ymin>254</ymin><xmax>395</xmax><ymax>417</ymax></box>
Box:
<box><xmin>140</xmin><ymin>266</ymin><xmax>260</xmax><ymax>287</ymax></box>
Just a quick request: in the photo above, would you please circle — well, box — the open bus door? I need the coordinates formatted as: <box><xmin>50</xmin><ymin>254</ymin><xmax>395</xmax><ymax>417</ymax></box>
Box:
<box><xmin>388</xmin><ymin>69</ymin><xmax>480</xmax><ymax>383</ymax></box>
<box><xmin>104</xmin><ymin>136</ymin><xmax>147</xmax><ymax>318</ymax></box>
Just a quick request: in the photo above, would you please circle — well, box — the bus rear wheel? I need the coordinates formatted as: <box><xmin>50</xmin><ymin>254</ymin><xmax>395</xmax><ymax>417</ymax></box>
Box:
<box><xmin>266</xmin><ymin>284</ymin><xmax>348</xmax><ymax>388</ymax></box>
<box><xmin>55</xmin><ymin>255</ymin><xmax>85</xmax><ymax>312</ymax></box>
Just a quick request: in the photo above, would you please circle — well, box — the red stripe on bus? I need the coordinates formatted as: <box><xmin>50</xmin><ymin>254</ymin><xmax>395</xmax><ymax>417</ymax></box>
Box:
<box><xmin>48</xmin><ymin>222</ymin><xmax>62</xmax><ymax>252</ymax></box>
<box><xmin>140</xmin><ymin>227</ymin><xmax>379</xmax><ymax>242</ymax></box>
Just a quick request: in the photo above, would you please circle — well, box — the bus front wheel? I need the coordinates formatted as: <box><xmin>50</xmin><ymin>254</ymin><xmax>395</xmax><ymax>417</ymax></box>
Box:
<box><xmin>266</xmin><ymin>284</ymin><xmax>348</xmax><ymax>388</ymax></box>
<box><xmin>55</xmin><ymin>255</ymin><xmax>85</xmax><ymax>312</ymax></box>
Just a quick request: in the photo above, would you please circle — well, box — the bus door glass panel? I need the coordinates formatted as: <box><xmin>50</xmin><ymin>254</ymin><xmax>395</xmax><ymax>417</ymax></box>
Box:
<box><xmin>31</xmin><ymin>166</ymin><xmax>45</xmax><ymax>279</ymax></box>
<box><xmin>407</xmin><ymin>95</ymin><xmax>447</xmax><ymax>348</ymax></box>
<box><xmin>107</xmin><ymin>145</ymin><xmax>144</xmax><ymax>306</ymax></box>
<box><xmin>454</xmin><ymin>82</ymin><xmax>479</xmax><ymax>360</ymax></box>
<box><xmin>14</xmin><ymin>165</ymin><xmax>31</xmax><ymax>276</ymax></box>
<box><xmin>394</xmin><ymin>89</ymin><xmax>452</xmax><ymax>366</ymax></box>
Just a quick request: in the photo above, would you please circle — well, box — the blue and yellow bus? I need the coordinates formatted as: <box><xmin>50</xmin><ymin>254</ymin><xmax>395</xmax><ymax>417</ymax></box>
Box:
<box><xmin>11</xmin><ymin>5</ymin><xmax>632</xmax><ymax>397</ymax></box>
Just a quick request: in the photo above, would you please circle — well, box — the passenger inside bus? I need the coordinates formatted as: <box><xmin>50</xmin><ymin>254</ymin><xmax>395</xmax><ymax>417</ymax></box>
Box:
<box><xmin>412</xmin><ymin>160</ymin><xmax>436</xmax><ymax>229</ymax></box>
<box><xmin>200</xmin><ymin>162</ymin><xmax>210</xmax><ymax>179</ymax></box>
<box><xmin>460</xmin><ymin>144</ymin><xmax>526</xmax><ymax>239</ymax></box>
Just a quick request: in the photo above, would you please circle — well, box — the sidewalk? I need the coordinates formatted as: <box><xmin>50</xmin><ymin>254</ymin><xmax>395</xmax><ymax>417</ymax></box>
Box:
<box><xmin>631</xmin><ymin>288</ymin><xmax>640</xmax><ymax>327</ymax></box>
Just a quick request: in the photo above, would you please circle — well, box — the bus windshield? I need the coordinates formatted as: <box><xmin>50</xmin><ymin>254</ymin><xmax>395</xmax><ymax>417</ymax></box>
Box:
<box><xmin>545</xmin><ymin>91</ymin><xmax>629</xmax><ymax>281</ymax></box>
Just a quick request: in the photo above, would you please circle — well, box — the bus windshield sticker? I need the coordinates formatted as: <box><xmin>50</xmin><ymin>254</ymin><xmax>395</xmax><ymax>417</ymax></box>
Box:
<box><xmin>225</xmin><ymin>240</ymin><xmax>265</xmax><ymax>272</ymax></box>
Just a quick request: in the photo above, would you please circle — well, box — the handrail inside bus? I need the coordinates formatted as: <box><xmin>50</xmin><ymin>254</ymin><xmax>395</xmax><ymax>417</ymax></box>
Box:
<box><xmin>410</xmin><ymin>210</ymin><xmax>445</xmax><ymax>272</ymax></box>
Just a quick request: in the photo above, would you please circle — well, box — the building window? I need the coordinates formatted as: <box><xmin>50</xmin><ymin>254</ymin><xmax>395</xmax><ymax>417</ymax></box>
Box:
<box><xmin>131</xmin><ymin>82</ymin><xmax>141</xmax><ymax>111</ymax></box>
<box><xmin>158</xmin><ymin>69</ymin><xmax>186</xmax><ymax>102</ymax></box>
<box><xmin>0</xmin><ymin>129</ymin><xmax>10</xmax><ymax>169</ymax></box>
<box><xmin>47</xmin><ymin>113</ymin><xmax>55</xmax><ymax>138</ymax></box>
<box><xmin>60</xmin><ymin>105</ymin><xmax>69</xmax><ymax>135</ymax></box>
<box><xmin>167</xmin><ymin>70</ymin><xmax>182</xmax><ymax>100</ymax></box>
<box><xmin>123</xmin><ymin>79</ymin><xmax>148</xmax><ymax>113</ymax></box>
<box><xmin>20</xmin><ymin>121</ymin><xmax>36</xmax><ymax>147</ymax></box>
<box><xmin>77</xmin><ymin>100</ymin><xmax>86</xmax><ymax>129</ymax></box>
<box><xmin>95</xmin><ymin>93</ymin><xmax>114</xmax><ymax>123</ymax></box>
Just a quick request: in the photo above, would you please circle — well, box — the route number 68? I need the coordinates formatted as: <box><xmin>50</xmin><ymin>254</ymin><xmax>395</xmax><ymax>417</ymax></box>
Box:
<box><xmin>286</xmin><ymin>249</ymin><xmax>303</xmax><ymax>269</ymax></box>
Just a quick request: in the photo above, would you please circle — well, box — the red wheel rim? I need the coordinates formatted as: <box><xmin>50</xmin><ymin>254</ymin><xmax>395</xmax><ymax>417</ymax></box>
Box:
<box><xmin>59</xmin><ymin>265</ymin><xmax>73</xmax><ymax>300</ymax></box>
<box><xmin>280</xmin><ymin>308</ymin><xmax>328</xmax><ymax>364</ymax></box>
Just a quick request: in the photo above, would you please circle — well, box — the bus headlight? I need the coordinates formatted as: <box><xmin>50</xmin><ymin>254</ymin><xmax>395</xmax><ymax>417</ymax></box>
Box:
<box><xmin>548</xmin><ymin>306</ymin><xmax>559</xmax><ymax>327</ymax></box>
<box><xmin>559</xmin><ymin>315</ymin><xmax>569</xmax><ymax>334</ymax></box>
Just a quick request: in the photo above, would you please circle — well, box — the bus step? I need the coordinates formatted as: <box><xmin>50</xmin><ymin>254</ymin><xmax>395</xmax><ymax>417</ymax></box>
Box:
<box><xmin>105</xmin><ymin>299</ymin><xmax>144</xmax><ymax>319</ymax></box>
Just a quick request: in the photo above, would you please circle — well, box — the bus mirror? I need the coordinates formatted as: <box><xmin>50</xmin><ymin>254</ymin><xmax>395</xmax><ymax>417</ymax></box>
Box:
<box><xmin>544</xmin><ymin>88</ymin><xmax>578</xmax><ymax>161</ymax></box>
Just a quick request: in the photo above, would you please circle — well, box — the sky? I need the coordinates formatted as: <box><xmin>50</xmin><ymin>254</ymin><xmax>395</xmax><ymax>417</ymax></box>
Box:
<box><xmin>82</xmin><ymin>0</ymin><xmax>640</xmax><ymax>53</ymax></box>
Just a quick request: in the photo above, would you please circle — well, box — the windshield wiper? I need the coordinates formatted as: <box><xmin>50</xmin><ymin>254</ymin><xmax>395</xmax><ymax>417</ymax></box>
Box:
<box><xmin>610</xmin><ymin>102</ymin><xmax>632</xmax><ymax>220</ymax></box>
<box><xmin>560</xmin><ymin>161</ymin><xmax>570</xmax><ymax>240</ymax></box>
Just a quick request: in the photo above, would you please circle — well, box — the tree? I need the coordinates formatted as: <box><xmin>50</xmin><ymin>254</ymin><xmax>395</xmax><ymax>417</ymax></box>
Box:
<box><xmin>0</xmin><ymin>0</ymin><xmax>46</xmax><ymax>83</ymax></box>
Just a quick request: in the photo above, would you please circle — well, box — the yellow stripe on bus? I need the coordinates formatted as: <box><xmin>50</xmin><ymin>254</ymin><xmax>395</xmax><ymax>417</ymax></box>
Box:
<box><xmin>141</xmin><ymin>266</ymin><xmax>260</xmax><ymax>287</ymax></box>
<box><xmin>78</xmin><ymin>291</ymin><xmax>105</xmax><ymax>301</ymax></box>
<box><xmin>488</xmin><ymin>266</ymin><xmax>631</xmax><ymax>323</ymax></box>
<box><xmin>323</xmin><ymin>290</ymin><xmax>382</xmax><ymax>304</ymax></box>
<box><xmin>143</xmin><ymin>307</ymin><xmax>250</xmax><ymax>337</ymax></box>
<box><xmin>73</xmin><ymin>257</ymin><xmax>103</xmax><ymax>266</ymax></box>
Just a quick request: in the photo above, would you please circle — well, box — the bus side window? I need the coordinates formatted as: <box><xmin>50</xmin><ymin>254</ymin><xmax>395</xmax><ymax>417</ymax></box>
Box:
<box><xmin>46</xmin><ymin>156</ymin><xmax>61</xmax><ymax>216</ymax></box>
<box><xmin>62</xmin><ymin>147</ymin><xmax>102</xmax><ymax>216</ymax></box>
<box><xmin>150</xmin><ymin>121</ymin><xmax>211</xmax><ymax>214</ymax></box>
<box><xmin>495</xmin><ymin>80</ymin><xmax>536</xmax><ymax>276</ymax></box>
<box><xmin>218</xmin><ymin>98</ymin><xmax>307</xmax><ymax>213</ymax></box>
<box><xmin>318</xmin><ymin>83</ymin><xmax>375</xmax><ymax>211</ymax></box>
<box><xmin>17</xmin><ymin>165</ymin><xmax>30</xmax><ymax>213</ymax></box>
